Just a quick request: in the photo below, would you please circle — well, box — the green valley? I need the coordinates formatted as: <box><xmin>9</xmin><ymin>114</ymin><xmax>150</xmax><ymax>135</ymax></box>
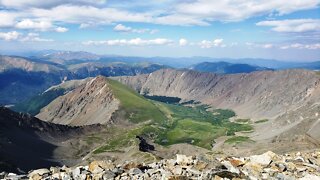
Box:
<box><xmin>94</xmin><ymin>91</ymin><xmax>254</xmax><ymax>153</ymax></box>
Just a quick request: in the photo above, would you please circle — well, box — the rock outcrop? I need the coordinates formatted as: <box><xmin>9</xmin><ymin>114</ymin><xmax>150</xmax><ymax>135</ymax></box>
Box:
<box><xmin>136</xmin><ymin>136</ymin><xmax>155</xmax><ymax>152</ymax></box>
<box><xmin>2</xmin><ymin>151</ymin><xmax>319</xmax><ymax>179</ymax></box>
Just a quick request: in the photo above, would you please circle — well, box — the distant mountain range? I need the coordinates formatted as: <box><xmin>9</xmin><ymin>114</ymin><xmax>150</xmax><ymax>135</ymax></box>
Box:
<box><xmin>5</xmin><ymin>50</ymin><xmax>319</xmax><ymax>69</ymax></box>
<box><xmin>1</xmin><ymin>50</ymin><xmax>319</xmax><ymax>105</ymax></box>
<box><xmin>190</xmin><ymin>61</ymin><xmax>273</xmax><ymax>74</ymax></box>
<box><xmin>0</xmin><ymin>55</ymin><xmax>167</xmax><ymax>105</ymax></box>
<box><xmin>105</xmin><ymin>56</ymin><xmax>319</xmax><ymax>70</ymax></box>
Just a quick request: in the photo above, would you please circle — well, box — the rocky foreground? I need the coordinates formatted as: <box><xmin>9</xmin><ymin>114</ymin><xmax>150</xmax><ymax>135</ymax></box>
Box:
<box><xmin>1</xmin><ymin>151</ymin><xmax>320</xmax><ymax>180</ymax></box>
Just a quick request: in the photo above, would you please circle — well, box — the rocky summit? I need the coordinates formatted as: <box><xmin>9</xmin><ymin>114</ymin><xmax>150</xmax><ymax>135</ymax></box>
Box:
<box><xmin>36</xmin><ymin>76</ymin><xmax>120</xmax><ymax>126</ymax></box>
<box><xmin>2</xmin><ymin>151</ymin><xmax>319</xmax><ymax>180</ymax></box>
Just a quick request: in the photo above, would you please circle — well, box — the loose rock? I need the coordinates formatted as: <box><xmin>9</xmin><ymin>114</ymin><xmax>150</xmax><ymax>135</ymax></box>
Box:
<box><xmin>1</xmin><ymin>151</ymin><xmax>319</xmax><ymax>180</ymax></box>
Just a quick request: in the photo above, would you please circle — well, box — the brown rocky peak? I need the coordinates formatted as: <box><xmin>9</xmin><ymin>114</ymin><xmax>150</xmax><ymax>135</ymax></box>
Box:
<box><xmin>93</xmin><ymin>75</ymin><xmax>108</xmax><ymax>82</ymax></box>
<box><xmin>36</xmin><ymin>76</ymin><xmax>120</xmax><ymax>126</ymax></box>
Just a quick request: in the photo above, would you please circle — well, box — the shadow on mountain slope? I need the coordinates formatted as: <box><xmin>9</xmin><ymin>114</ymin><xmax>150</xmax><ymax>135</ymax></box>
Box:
<box><xmin>0</xmin><ymin>107</ymin><xmax>101</xmax><ymax>173</ymax></box>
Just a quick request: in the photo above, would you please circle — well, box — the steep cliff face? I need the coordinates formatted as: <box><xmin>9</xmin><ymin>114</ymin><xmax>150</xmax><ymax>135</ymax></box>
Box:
<box><xmin>36</xmin><ymin>76</ymin><xmax>120</xmax><ymax>126</ymax></box>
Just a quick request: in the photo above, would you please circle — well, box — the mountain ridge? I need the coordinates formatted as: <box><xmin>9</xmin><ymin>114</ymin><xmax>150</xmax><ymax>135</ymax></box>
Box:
<box><xmin>113</xmin><ymin>68</ymin><xmax>320</xmax><ymax>147</ymax></box>
<box><xmin>114</xmin><ymin>68</ymin><xmax>320</xmax><ymax>119</ymax></box>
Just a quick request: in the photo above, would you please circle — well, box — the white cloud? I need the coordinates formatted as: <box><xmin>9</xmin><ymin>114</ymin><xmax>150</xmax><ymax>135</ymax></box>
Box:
<box><xmin>15</xmin><ymin>19</ymin><xmax>52</xmax><ymax>31</ymax></box>
<box><xmin>83</xmin><ymin>38</ymin><xmax>173</xmax><ymax>46</ymax></box>
<box><xmin>213</xmin><ymin>39</ymin><xmax>224</xmax><ymax>46</ymax></box>
<box><xmin>153</xmin><ymin>14</ymin><xmax>209</xmax><ymax>26</ymax></box>
<box><xmin>246</xmin><ymin>42</ymin><xmax>275</xmax><ymax>49</ymax></box>
<box><xmin>32</xmin><ymin>5</ymin><xmax>197</xmax><ymax>28</ymax></box>
<box><xmin>31</xmin><ymin>5</ymin><xmax>153</xmax><ymax>25</ymax></box>
<box><xmin>179</xmin><ymin>38</ymin><xmax>188</xmax><ymax>46</ymax></box>
<box><xmin>0</xmin><ymin>3</ymin><xmax>208</xmax><ymax>26</ymax></box>
<box><xmin>174</xmin><ymin>0</ymin><xmax>320</xmax><ymax>22</ymax></box>
<box><xmin>199</xmin><ymin>38</ymin><xmax>225</xmax><ymax>48</ymax></box>
<box><xmin>0</xmin><ymin>31</ymin><xmax>53</xmax><ymax>42</ymax></box>
<box><xmin>0</xmin><ymin>1</ymin><xmax>318</xmax><ymax>28</ymax></box>
<box><xmin>280</xmin><ymin>43</ymin><xmax>320</xmax><ymax>50</ymax></box>
<box><xmin>113</xmin><ymin>24</ymin><xmax>157</xmax><ymax>34</ymax></box>
<box><xmin>199</xmin><ymin>40</ymin><xmax>212</xmax><ymax>48</ymax></box>
<box><xmin>79</xmin><ymin>23</ymin><xmax>90</xmax><ymax>29</ymax></box>
<box><xmin>304</xmin><ymin>44</ymin><xmax>320</xmax><ymax>49</ymax></box>
<box><xmin>263</xmin><ymin>44</ymin><xmax>274</xmax><ymax>49</ymax></box>
<box><xmin>55</xmin><ymin>27</ymin><xmax>69</xmax><ymax>32</ymax></box>
<box><xmin>245</xmin><ymin>42</ymin><xmax>319</xmax><ymax>50</ymax></box>
<box><xmin>14</xmin><ymin>19</ymin><xmax>69</xmax><ymax>32</ymax></box>
<box><xmin>19</xmin><ymin>33</ymin><xmax>54</xmax><ymax>42</ymax></box>
<box><xmin>114</xmin><ymin>24</ymin><xmax>131</xmax><ymax>32</ymax></box>
<box><xmin>257</xmin><ymin>19</ymin><xmax>320</xmax><ymax>33</ymax></box>
<box><xmin>0</xmin><ymin>0</ymin><xmax>106</xmax><ymax>9</ymax></box>
<box><xmin>0</xmin><ymin>12</ymin><xmax>19</xmax><ymax>28</ymax></box>
<box><xmin>0</xmin><ymin>31</ymin><xmax>21</xmax><ymax>41</ymax></box>
<box><xmin>24</xmin><ymin>1</ymin><xmax>318</xmax><ymax>27</ymax></box>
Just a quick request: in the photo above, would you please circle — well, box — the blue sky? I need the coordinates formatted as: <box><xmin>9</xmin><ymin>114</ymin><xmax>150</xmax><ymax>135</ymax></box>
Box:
<box><xmin>0</xmin><ymin>0</ymin><xmax>319</xmax><ymax>61</ymax></box>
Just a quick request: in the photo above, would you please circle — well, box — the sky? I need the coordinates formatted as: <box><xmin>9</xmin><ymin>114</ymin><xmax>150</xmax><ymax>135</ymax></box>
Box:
<box><xmin>0</xmin><ymin>0</ymin><xmax>319</xmax><ymax>61</ymax></box>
